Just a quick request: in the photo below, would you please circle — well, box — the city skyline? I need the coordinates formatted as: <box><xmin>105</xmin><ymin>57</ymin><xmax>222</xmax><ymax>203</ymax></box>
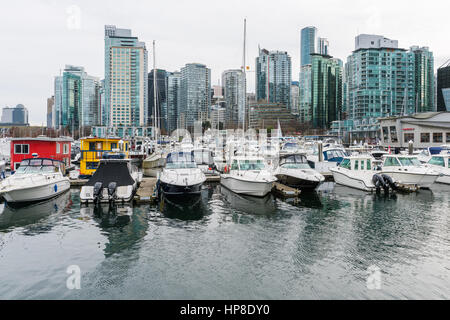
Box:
<box><xmin>1</xmin><ymin>0</ymin><xmax>449</xmax><ymax>124</ymax></box>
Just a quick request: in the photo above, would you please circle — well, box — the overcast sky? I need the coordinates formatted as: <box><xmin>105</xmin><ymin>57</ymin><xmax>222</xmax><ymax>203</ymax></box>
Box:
<box><xmin>1</xmin><ymin>0</ymin><xmax>449</xmax><ymax>125</ymax></box>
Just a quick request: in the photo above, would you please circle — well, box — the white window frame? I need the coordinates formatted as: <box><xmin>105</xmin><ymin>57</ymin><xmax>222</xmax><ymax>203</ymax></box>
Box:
<box><xmin>56</xmin><ymin>143</ymin><xmax>60</xmax><ymax>154</ymax></box>
<box><xmin>14</xmin><ymin>144</ymin><xmax>29</xmax><ymax>154</ymax></box>
<box><xmin>63</xmin><ymin>143</ymin><xmax>69</xmax><ymax>154</ymax></box>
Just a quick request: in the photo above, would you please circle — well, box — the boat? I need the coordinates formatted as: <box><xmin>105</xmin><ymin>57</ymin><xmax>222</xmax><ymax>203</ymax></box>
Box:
<box><xmin>0</xmin><ymin>158</ymin><xmax>70</xmax><ymax>204</ymax></box>
<box><xmin>274</xmin><ymin>153</ymin><xmax>325</xmax><ymax>190</ymax></box>
<box><xmin>142</xmin><ymin>150</ymin><xmax>166</xmax><ymax>177</ymax></box>
<box><xmin>220</xmin><ymin>156</ymin><xmax>277</xmax><ymax>197</ymax></box>
<box><xmin>159</xmin><ymin>151</ymin><xmax>206</xmax><ymax>198</ymax></box>
<box><xmin>330</xmin><ymin>155</ymin><xmax>395</xmax><ymax>192</ymax></box>
<box><xmin>425</xmin><ymin>154</ymin><xmax>450</xmax><ymax>184</ymax></box>
<box><xmin>192</xmin><ymin>148</ymin><xmax>218</xmax><ymax>175</ymax></box>
<box><xmin>306</xmin><ymin>145</ymin><xmax>347</xmax><ymax>174</ymax></box>
<box><xmin>380</xmin><ymin>155</ymin><xmax>439</xmax><ymax>188</ymax></box>
<box><xmin>79</xmin><ymin>136</ymin><xmax>130</xmax><ymax>179</ymax></box>
<box><xmin>79</xmin><ymin>152</ymin><xmax>142</xmax><ymax>204</ymax></box>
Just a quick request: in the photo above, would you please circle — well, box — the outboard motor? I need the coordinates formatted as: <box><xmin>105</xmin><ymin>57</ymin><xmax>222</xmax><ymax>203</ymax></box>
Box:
<box><xmin>93</xmin><ymin>182</ymin><xmax>103</xmax><ymax>204</ymax></box>
<box><xmin>107</xmin><ymin>182</ymin><xmax>118</xmax><ymax>203</ymax></box>
<box><xmin>372</xmin><ymin>174</ymin><xmax>387</xmax><ymax>193</ymax></box>
<box><xmin>381</xmin><ymin>174</ymin><xmax>397</xmax><ymax>191</ymax></box>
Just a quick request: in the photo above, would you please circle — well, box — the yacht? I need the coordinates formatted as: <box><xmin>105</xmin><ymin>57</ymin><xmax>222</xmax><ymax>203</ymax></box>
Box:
<box><xmin>0</xmin><ymin>158</ymin><xmax>70</xmax><ymax>204</ymax></box>
<box><xmin>306</xmin><ymin>145</ymin><xmax>347</xmax><ymax>174</ymax></box>
<box><xmin>425</xmin><ymin>154</ymin><xmax>450</xmax><ymax>184</ymax></box>
<box><xmin>330</xmin><ymin>156</ymin><xmax>394</xmax><ymax>192</ymax></box>
<box><xmin>80</xmin><ymin>153</ymin><xmax>142</xmax><ymax>204</ymax></box>
<box><xmin>381</xmin><ymin>155</ymin><xmax>439</xmax><ymax>188</ymax></box>
<box><xmin>159</xmin><ymin>151</ymin><xmax>206</xmax><ymax>197</ymax></box>
<box><xmin>221</xmin><ymin>156</ymin><xmax>277</xmax><ymax>197</ymax></box>
<box><xmin>192</xmin><ymin>148</ymin><xmax>218</xmax><ymax>176</ymax></box>
<box><xmin>142</xmin><ymin>150</ymin><xmax>166</xmax><ymax>177</ymax></box>
<box><xmin>274</xmin><ymin>153</ymin><xmax>325</xmax><ymax>190</ymax></box>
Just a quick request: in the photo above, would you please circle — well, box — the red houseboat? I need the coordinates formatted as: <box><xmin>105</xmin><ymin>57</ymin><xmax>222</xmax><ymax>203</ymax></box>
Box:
<box><xmin>10</xmin><ymin>136</ymin><xmax>72</xmax><ymax>171</ymax></box>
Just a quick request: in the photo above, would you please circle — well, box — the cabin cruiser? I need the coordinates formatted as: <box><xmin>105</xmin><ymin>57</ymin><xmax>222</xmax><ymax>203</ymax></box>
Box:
<box><xmin>331</xmin><ymin>156</ymin><xmax>396</xmax><ymax>192</ymax></box>
<box><xmin>306</xmin><ymin>146</ymin><xmax>347</xmax><ymax>174</ymax></box>
<box><xmin>159</xmin><ymin>152</ymin><xmax>206</xmax><ymax>197</ymax></box>
<box><xmin>80</xmin><ymin>153</ymin><xmax>142</xmax><ymax>204</ymax></box>
<box><xmin>221</xmin><ymin>156</ymin><xmax>277</xmax><ymax>197</ymax></box>
<box><xmin>142</xmin><ymin>150</ymin><xmax>166</xmax><ymax>177</ymax></box>
<box><xmin>192</xmin><ymin>148</ymin><xmax>218</xmax><ymax>175</ymax></box>
<box><xmin>425</xmin><ymin>154</ymin><xmax>450</xmax><ymax>184</ymax></box>
<box><xmin>280</xmin><ymin>142</ymin><xmax>302</xmax><ymax>155</ymax></box>
<box><xmin>380</xmin><ymin>155</ymin><xmax>439</xmax><ymax>188</ymax></box>
<box><xmin>0</xmin><ymin>158</ymin><xmax>70</xmax><ymax>204</ymax></box>
<box><xmin>274</xmin><ymin>153</ymin><xmax>325</xmax><ymax>190</ymax></box>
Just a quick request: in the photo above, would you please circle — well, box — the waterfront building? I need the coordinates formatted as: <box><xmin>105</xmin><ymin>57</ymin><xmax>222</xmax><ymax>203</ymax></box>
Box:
<box><xmin>180</xmin><ymin>63</ymin><xmax>211</xmax><ymax>129</ymax></box>
<box><xmin>248</xmin><ymin>102</ymin><xmax>298</xmax><ymax>132</ymax></box>
<box><xmin>345</xmin><ymin>34</ymin><xmax>415</xmax><ymax>139</ymax></box>
<box><xmin>300</xmin><ymin>26</ymin><xmax>317</xmax><ymax>66</ymax></box>
<box><xmin>104</xmin><ymin>25</ymin><xmax>148</xmax><ymax>127</ymax></box>
<box><xmin>255</xmin><ymin>49</ymin><xmax>291</xmax><ymax>109</ymax></box>
<box><xmin>378</xmin><ymin>111</ymin><xmax>450</xmax><ymax>148</ymax></box>
<box><xmin>299</xmin><ymin>54</ymin><xmax>342</xmax><ymax>129</ymax></box>
<box><xmin>437</xmin><ymin>61</ymin><xmax>450</xmax><ymax>111</ymax></box>
<box><xmin>148</xmin><ymin>69</ymin><xmax>168</xmax><ymax>133</ymax></box>
<box><xmin>166</xmin><ymin>71</ymin><xmax>181</xmax><ymax>134</ymax></box>
<box><xmin>410</xmin><ymin>46</ymin><xmax>434</xmax><ymax>112</ymax></box>
<box><xmin>290</xmin><ymin>81</ymin><xmax>299</xmax><ymax>115</ymax></box>
<box><xmin>0</xmin><ymin>104</ymin><xmax>29</xmax><ymax>125</ymax></box>
<box><xmin>222</xmin><ymin>69</ymin><xmax>245</xmax><ymax>128</ymax></box>
<box><xmin>54</xmin><ymin>65</ymin><xmax>100</xmax><ymax>132</ymax></box>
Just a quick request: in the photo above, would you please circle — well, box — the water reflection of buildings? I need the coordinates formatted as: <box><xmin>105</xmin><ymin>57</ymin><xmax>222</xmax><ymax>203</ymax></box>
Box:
<box><xmin>0</xmin><ymin>191</ymin><xmax>72</xmax><ymax>233</ymax></box>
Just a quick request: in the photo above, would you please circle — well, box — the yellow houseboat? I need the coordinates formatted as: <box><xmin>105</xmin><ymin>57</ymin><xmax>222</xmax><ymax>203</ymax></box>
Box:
<box><xmin>79</xmin><ymin>137</ymin><xmax>130</xmax><ymax>178</ymax></box>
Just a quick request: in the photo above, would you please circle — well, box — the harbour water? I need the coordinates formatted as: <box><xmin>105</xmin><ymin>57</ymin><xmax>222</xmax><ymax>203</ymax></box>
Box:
<box><xmin>0</xmin><ymin>182</ymin><xmax>449</xmax><ymax>299</ymax></box>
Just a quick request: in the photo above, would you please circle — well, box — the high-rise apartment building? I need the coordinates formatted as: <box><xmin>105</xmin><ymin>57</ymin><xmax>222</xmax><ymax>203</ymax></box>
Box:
<box><xmin>1</xmin><ymin>104</ymin><xmax>29</xmax><ymax>125</ymax></box>
<box><xmin>410</xmin><ymin>46</ymin><xmax>434</xmax><ymax>112</ymax></box>
<box><xmin>47</xmin><ymin>96</ymin><xmax>54</xmax><ymax>128</ymax></box>
<box><xmin>148</xmin><ymin>69</ymin><xmax>168</xmax><ymax>132</ymax></box>
<box><xmin>317</xmin><ymin>38</ymin><xmax>329</xmax><ymax>56</ymax></box>
<box><xmin>437</xmin><ymin>61</ymin><xmax>450</xmax><ymax>111</ymax></box>
<box><xmin>166</xmin><ymin>71</ymin><xmax>181</xmax><ymax>133</ymax></box>
<box><xmin>255</xmin><ymin>49</ymin><xmax>291</xmax><ymax>109</ymax></box>
<box><xmin>222</xmin><ymin>69</ymin><xmax>246</xmax><ymax>127</ymax></box>
<box><xmin>300</xmin><ymin>27</ymin><xmax>317</xmax><ymax>66</ymax></box>
<box><xmin>299</xmin><ymin>54</ymin><xmax>342</xmax><ymax>129</ymax></box>
<box><xmin>104</xmin><ymin>25</ymin><xmax>148</xmax><ymax>127</ymax></box>
<box><xmin>179</xmin><ymin>63</ymin><xmax>211</xmax><ymax>129</ymax></box>
<box><xmin>290</xmin><ymin>81</ymin><xmax>299</xmax><ymax>115</ymax></box>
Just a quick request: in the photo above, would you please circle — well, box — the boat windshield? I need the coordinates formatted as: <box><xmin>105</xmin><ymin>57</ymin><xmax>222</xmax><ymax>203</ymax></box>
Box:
<box><xmin>398</xmin><ymin>157</ymin><xmax>421</xmax><ymax>166</ymax></box>
<box><xmin>166</xmin><ymin>152</ymin><xmax>197</xmax><ymax>169</ymax></box>
<box><xmin>282</xmin><ymin>143</ymin><xmax>299</xmax><ymax>151</ymax></box>
<box><xmin>15</xmin><ymin>158</ymin><xmax>61</xmax><ymax>174</ymax></box>
<box><xmin>238</xmin><ymin>159</ymin><xmax>265</xmax><ymax>171</ymax></box>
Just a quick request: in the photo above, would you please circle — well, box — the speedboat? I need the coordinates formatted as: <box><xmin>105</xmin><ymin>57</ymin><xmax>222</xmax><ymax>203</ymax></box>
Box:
<box><xmin>221</xmin><ymin>156</ymin><xmax>277</xmax><ymax>197</ymax></box>
<box><xmin>80</xmin><ymin>153</ymin><xmax>142</xmax><ymax>204</ymax></box>
<box><xmin>159</xmin><ymin>151</ymin><xmax>206</xmax><ymax>198</ymax></box>
<box><xmin>380</xmin><ymin>155</ymin><xmax>439</xmax><ymax>188</ymax></box>
<box><xmin>0</xmin><ymin>158</ymin><xmax>70</xmax><ymax>204</ymax></box>
<box><xmin>425</xmin><ymin>154</ymin><xmax>450</xmax><ymax>184</ymax></box>
<box><xmin>330</xmin><ymin>155</ymin><xmax>396</xmax><ymax>192</ymax></box>
<box><xmin>274</xmin><ymin>153</ymin><xmax>324</xmax><ymax>190</ymax></box>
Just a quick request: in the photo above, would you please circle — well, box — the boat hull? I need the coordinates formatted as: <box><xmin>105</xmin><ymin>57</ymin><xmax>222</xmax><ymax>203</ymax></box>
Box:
<box><xmin>330</xmin><ymin>168</ymin><xmax>374</xmax><ymax>192</ymax></box>
<box><xmin>381</xmin><ymin>170</ymin><xmax>438</xmax><ymax>188</ymax></box>
<box><xmin>2</xmin><ymin>179</ymin><xmax>71</xmax><ymax>204</ymax></box>
<box><xmin>159</xmin><ymin>181</ymin><xmax>203</xmax><ymax>197</ymax></box>
<box><xmin>220</xmin><ymin>175</ymin><xmax>274</xmax><ymax>197</ymax></box>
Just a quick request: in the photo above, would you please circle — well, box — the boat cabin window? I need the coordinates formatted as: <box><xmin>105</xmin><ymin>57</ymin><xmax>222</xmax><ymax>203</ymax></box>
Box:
<box><xmin>15</xmin><ymin>158</ymin><xmax>61</xmax><ymax>174</ymax></box>
<box><xmin>354</xmin><ymin>160</ymin><xmax>359</xmax><ymax>170</ymax></box>
<box><xmin>279</xmin><ymin>154</ymin><xmax>309</xmax><ymax>169</ymax></box>
<box><xmin>231</xmin><ymin>160</ymin><xmax>239</xmax><ymax>170</ymax></box>
<box><xmin>192</xmin><ymin>150</ymin><xmax>213</xmax><ymax>165</ymax></box>
<box><xmin>383</xmin><ymin>157</ymin><xmax>401</xmax><ymax>167</ymax></box>
<box><xmin>340</xmin><ymin>158</ymin><xmax>351</xmax><ymax>169</ymax></box>
<box><xmin>239</xmin><ymin>159</ymin><xmax>265</xmax><ymax>171</ymax></box>
<box><xmin>367</xmin><ymin>159</ymin><xmax>371</xmax><ymax>170</ymax></box>
<box><xmin>166</xmin><ymin>152</ymin><xmax>197</xmax><ymax>169</ymax></box>
<box><xmin>360</xmin><ymin>160</ymin><xmax>365</xmax><ymax>170</ymax></box>
<box><xmin>282</xmin><ymin>143</ymin><xmax>299</xmax><ymax>151</ymax></box>
<box><xmin>428</xmin><ymin>156</ymin><xmax>445</xmax><ymax>167</ymax></box>
<box><xmin>324</xmin><ymin>149</ymin><xmax>346</xmax><ymax>160</ymax></box>
<box><xmin>398</xmin><ymin>157</ymin><xmax>421</xmax><ymax>166</ymax></box>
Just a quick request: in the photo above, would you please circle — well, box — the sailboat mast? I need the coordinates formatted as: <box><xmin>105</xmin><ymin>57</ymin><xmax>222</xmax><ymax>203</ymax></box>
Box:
<box><xmin>242</xmin><ymin>18</ymin><xmax>247</xmax><ymax>133</ymax></box>
<box><xmin>152</xmin><ymin>40</ymin><xmax>158</xmax><ymax>146</ymax></box>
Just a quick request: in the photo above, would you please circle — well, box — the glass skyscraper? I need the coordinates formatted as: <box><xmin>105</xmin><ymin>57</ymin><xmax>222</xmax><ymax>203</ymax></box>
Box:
<box><xmin>179</xmin><ymin>63</ymin><xmax>211</xmax><ymax>129</ymax></box>
<box><xmin>166</xmin><ymin>71</ymin><xmax>181</xmax><ymax>133</ymax></box>
<box><xmin>222</xmin><ymin>69</ymin><xmax>246</xmax><ymax>127</ymax></box>
<box><xmin>410</xmin><ymin>46</ymin><xmax>434</xmax><ymax>112</ymax></box>
<box><xmin>300</xmin><ymin>26</ymin><xmax>317</xmax><ymax>66</ymax></box>
<box><xmin>437</xmin><ymin>62</ymin><xmax>450</xmax><ymax>111</ymax></box>
<box><xmin>148</xmin><ymin>69</ymin><xmax>168</xmax><ymax>132</ymax></box>
<box><xmin>104</xmin><ymin>25</ymin><xmax>148</xmax><ymax>127</ymax></box>
<box><xmin>255</xmin><ymin>49</ymin><xmax>292</xmax><ymax>110</ymax></box>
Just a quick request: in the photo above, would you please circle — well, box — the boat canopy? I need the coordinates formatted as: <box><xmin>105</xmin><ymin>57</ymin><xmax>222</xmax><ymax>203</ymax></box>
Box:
<box><xmin>15</xmin><ymin>158</ymin><xmax>65</xmax><ymax>174</ymax></box>
<box><xmin>85</xmin><ymin>161</ymin><xmax>135</xmax><ymax>187</ymax></box>
<box><xmin>166</xmin><ymin>152</ymin><xmax>197</xmax><ymax>169</ymax></box>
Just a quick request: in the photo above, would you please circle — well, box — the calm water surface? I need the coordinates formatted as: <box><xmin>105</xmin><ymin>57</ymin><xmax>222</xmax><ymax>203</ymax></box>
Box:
<box><xmin>0</xmin><ymin>183</ymin><xmax>449</xmax><ymax>299</ymax></box>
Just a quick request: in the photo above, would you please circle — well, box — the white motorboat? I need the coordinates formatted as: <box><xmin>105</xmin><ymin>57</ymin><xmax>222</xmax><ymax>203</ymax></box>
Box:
<box><xmin>0</xmin><ymin>158</ymin><xmax>70</xmax><ymax>204</ymax></box>
<box><xmin>142</xmin><ymin>151</ymin><xmax>166</xmax><ymax>177</ymax></box>
<box><xmin>306</xmin><ymin>146</ymin><xmax>347</xmax><ymax>174</ymax></box>
<box><xmin>192</xmin><ymin>148</ymin><xmax>218</xmax><ymax>176</ymax></box>
<box><xmin>381</xmin><ymin>155</ymin><xmax>439</xmax><ymax>188</ymax></box>
<box><xmin>274</xmin><ymin>153</ymin><xmax>325</xmax><ymax>190</ymax></box>
<box><xmin>159</xmin><ymin>152</ymin><xmax>206</xmax><ymax>198</ymax></box>
<box><xmin>331</xmin><ymin>156</ymin><xmax>395</xmax><ymax>192</ymax></box>
<box><xmin>425</xmin><ymin>154</ymin><xmax>450</xmax><ymax>184</ymax></box>
<box><xmin>221</xmin><ymin>156</ymin><xmax>277</xmax><ymax>197</ymax></box>
<box><xmin>80</xmin><ymin>155</ymin><xmax>142</xmax><ymax>204</ymax></box>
